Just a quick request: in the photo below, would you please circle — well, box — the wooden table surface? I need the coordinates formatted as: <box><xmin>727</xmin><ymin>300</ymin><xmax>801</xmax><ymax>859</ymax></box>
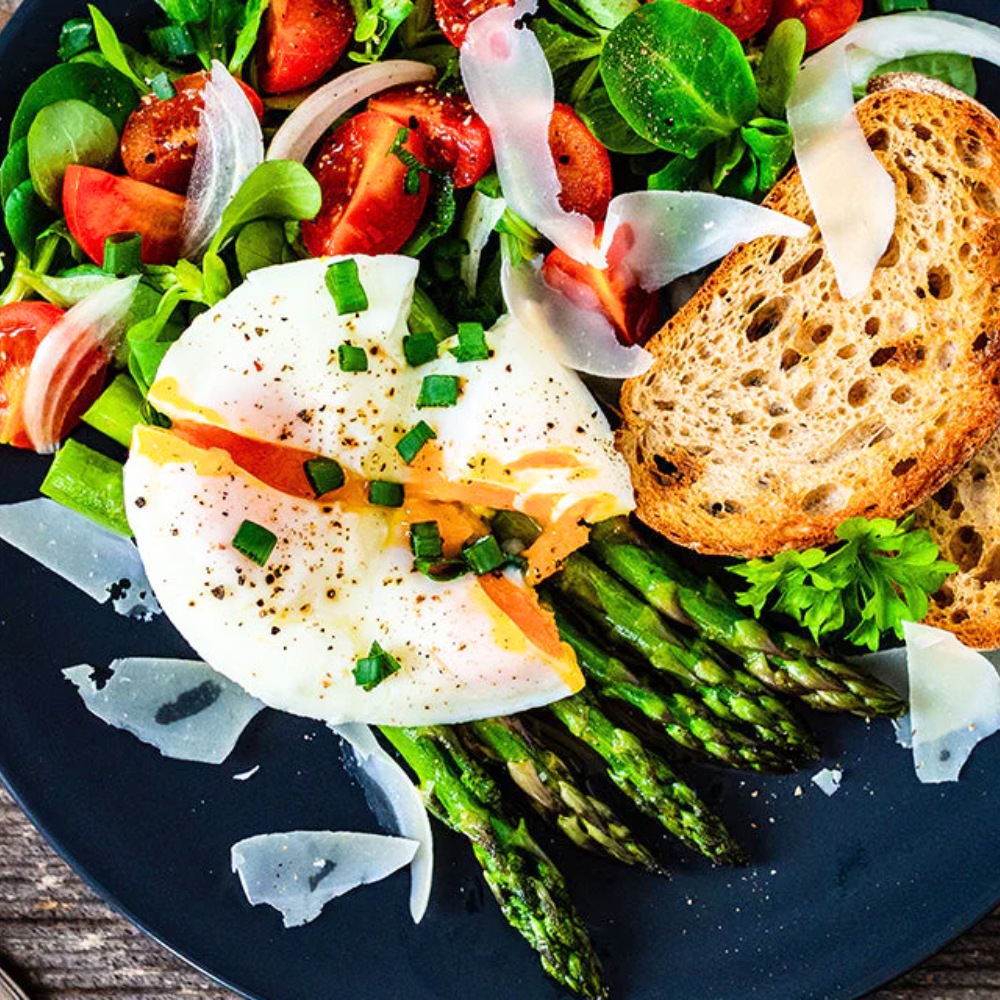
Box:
<box><xmin>1</xmin><ymin>2</ymin><xmax>1000</xmax><ymax>998</ymax></box>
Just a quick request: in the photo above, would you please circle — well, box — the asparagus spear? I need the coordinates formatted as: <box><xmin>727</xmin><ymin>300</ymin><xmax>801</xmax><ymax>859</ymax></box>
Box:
<box><xmin>465</xmin><ymin>715</ymin><xmax>666</xmax><ymax>874</ymax></box>
<box><xmin>380</xmin><ymin>726</ymin><xmax>608</xmax><ymax>1000</ymax></box>
<box><xmin>556</xmin><ymin>613</ymin><xmax>798</xmax><ymax>773</ymax></box>
<box><xmin>589</xmin><ymin>518</ymin><xmax>906</xmax><ymax>718</ymax></box>
<box><xmin>548</xmin><ymin>692</ymin><xmax>748</xmax><ymax>866</ymax></box>
<box><xmin>552</xmin><ymin>553</ymin><xmax>819</xmax><ymax>761</ymax></box>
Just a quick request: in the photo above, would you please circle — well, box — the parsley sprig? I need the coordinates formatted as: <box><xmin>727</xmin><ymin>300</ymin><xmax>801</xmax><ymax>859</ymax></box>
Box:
<box><xmin>728</xmin><ymin>517</ymin><xmax>957</xmax><ymax>652</ymax></box>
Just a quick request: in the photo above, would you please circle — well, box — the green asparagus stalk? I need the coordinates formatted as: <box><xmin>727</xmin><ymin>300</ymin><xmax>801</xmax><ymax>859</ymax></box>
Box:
<box><xmin>380</xmin><ymin>726</ymin><xmax>608</xmax><ymax>1000</ymax></box>
<box><xmin>466</xmin><ymin>716</ymin><xmax>666</xmax><ymax>874</ymax></box>
<box><xmin>589</xmin><ymin>518</ymin><xmax>906</xmax><ymax>718</ymax></box>
<box><xmin>548</xmin><ymin>693</ymin><xmax>748</xmax><ymax>866</ymax></box>
<box><xmin>551</xmin><ymin>553</ymin><xmax>819</xmax><ymax>761</ymax></box>
<box><xmin>556</xmin><ymin>613</ymin><xmax>798</xmax><ymax>773</ymax></box>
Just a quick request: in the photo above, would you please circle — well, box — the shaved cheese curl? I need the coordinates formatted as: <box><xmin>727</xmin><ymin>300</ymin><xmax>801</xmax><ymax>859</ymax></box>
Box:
<box><xmin>501</xmin><ymin>258</ymin><xmax>653</xmax><ymax>378</ymax></box>
<box><xmin>23</xmin><ymin>276</ymin><xmax>140</xmax><ymax>453</ymax></box>
<box><xmin>788</xmin><ymin>11</ymin><xmax>1000</xmax><ymax>299</ymax></box>
<box><xmin>267</xmin><ymin>61</ymin><xmax>436</xmax><ymax>164</ymax></box>
<box><xmin>600</xmin><ymin>191</ymin><xmax>810</xmax><ymax>292</ymax></box>
<box><xmin>460</xmin><ymin>0</ymin><xmax>603</xmax><ymax>268</ymax></box>
<box><xmin>181</xmin><ymin>60</ymin><xmax>264</xmax><ymax>260</ymax></box>
<box><xmin>332</xmin><ymin>723</ymin><xmax>434</xmax><ymax>924</ymax></box>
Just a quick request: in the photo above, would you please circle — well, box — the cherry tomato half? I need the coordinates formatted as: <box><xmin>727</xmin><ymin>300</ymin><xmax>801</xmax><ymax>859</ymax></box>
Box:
<box><xmin>767</xmin><ymin>0</ymin><xmax>861</xmax><ymax>51</ymax></box>
<box><xmin>302</xmin><ymin>110</ymin><xmax>432</xmax><ymax>257</ymax></box>
<box><xmin>120</xmin><ymin>72</ymin><xmax>265</xmax><ymax>194</ymax></box>
<box><xmin>434</xmin><ymin>0</ymin><xmax>512</xmax><ymax>47</ymax></box>
<box><xmin>676</xmin><ymin>0</ymin><xmax>772</xmax><ymax>41</ymax></box>
<box><xmin>550</xmin><ymin>103</ymin><xmax>613</xmax><ymax>222</ymax></box>
<box><xmin>63</xmin><ymin>166</ymin><xmax>187</xmax><ymax>266</ymax></box>
<box><xmin>368</xmin><ymin>84</ymin><xmax>494</xmax><ymax>189</ymax></box>
<box><xmin>0</xmin><ymin>301</ymin><xmax>70</xmax><ymax>449</ymax></box>
<box><xmin>258</xmin><ymin>0</ymin><xmax>356</xmax><ymax>94</ymax></box>
<box><xmin>543</xmin><ymin>231</ymin><xmax>661</xmax><ymax>348</ymax></box>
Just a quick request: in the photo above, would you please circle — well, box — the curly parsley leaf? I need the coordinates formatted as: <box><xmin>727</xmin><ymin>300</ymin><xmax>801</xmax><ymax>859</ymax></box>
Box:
<box><xmin>728</xmin><ymin>517</ymin><xmax>957</xmax><ymax>652</ymax></box>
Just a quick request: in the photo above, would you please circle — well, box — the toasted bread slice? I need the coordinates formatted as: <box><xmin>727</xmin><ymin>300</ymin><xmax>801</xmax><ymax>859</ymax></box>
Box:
<box><xmin>618</xmin><ymin>85</ymin><xmax>1000</xmax><ymax>558</ymax></box>
<box><xmin>913</xmin><ymin>430</ymin><xmax>1000</xmax><ymax>648</ymax></box>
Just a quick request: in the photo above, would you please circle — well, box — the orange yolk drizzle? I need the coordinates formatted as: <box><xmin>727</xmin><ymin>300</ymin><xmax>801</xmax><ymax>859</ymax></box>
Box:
<box><xmin>146</xmin><ymin>422</ymin><xmax>581</xmax><ymax>679</ymax></box>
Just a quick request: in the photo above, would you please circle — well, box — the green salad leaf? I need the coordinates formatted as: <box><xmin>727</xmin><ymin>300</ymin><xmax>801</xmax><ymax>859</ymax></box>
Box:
<box><xmin>89</xmin><ymin>5</ymin><xmax>148</xmax><ymax>91</ymax></box>
<box><xmin>755</xmin><ymin>18</ymin><xmax>806</xmax><ymax>119</ymax></box>
<box><xmin>532</xmin><ymin>18</ymin><xmax>603</xmax><ymax>73</ymax></box>
<box><xmin>600</xmin><ymin>0</ymin><xmax>758</xmax><ymax>157</ymax></box>
<box><xmin>9</xmin><ymin>61</ymin><xmax>138</xmax><ymax>144</ymax></box>
<box><xmin>863</xmin><ymin>52</ymin><xmax>977</xmax><ymax>98</ymax></box>
<box><xmin>1</xmin><ymin>140</ymin><xmax>30</xmax><ymax>205</ymax></box>
<box><xmin>235</xmin><ymin>220</ymin><xmax>297</xmax><ymax>278</ymax></box>
<box><xmin>576</xmin><ymin>87</ymin><xmax>657</xmax><ymax>154</ymax></box>
<box><xmin>729</xmin><ymin>517</ymin><xmax>958</xmax><ymax>652</ymax></box>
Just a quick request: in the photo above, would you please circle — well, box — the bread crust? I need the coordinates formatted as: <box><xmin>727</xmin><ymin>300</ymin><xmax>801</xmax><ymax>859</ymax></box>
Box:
<box><xmin>619</xmin><ymin>85</ymin><xmax>1000</xmax><ymax>558</ymax></box>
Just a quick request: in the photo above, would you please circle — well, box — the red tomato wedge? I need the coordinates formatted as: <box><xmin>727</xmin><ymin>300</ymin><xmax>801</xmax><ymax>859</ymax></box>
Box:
<box><xmin>258</xmin><ymin>0</ymin><xmax>356</xmax><ymax>94</ymax></box>
<box><xmin>63</xmin><ymin>166</ymin><xmax>187</xmax><ymax>267</ymax></box>
<box><xmin>767</xmin><ymin>0</ymin><xmax>861</xmax><ymax>50</ymax></box>
<box><xmin>435</xmin><ymin>0</ymin><xmax>512</xmax><ymax>47</ymax></box>
<box><xmin>368</xmin><ymin>85</ymin><xmax>494</xmax><ymax>189</ymax></box>
<box><xmin>0</xmin><ymin>302</ymin><xmax>74</xmax><ymax>449</ymax></box>
<box><xmin>302</xmin><ymin>111</ymin><xmax>431</xmax><ymax>258</ymax></box>
<box><xmin>550</xmin><ymin>103</ymin><xmax>613</xmax><ymax>222</ymax></box>
<box><xmin>676</xmin><ymin>0</ymin><xmax>772</xmax><ymax>40</ymax></box>
<box><xmin>121</xmin><ymin>72</ymin><xmax>264</xmax><ymax>194</ymax></box>
<box><xmin>542</xmin><ymin>238</ymin><xmax>660</xmax><ymax>348</ymax></box>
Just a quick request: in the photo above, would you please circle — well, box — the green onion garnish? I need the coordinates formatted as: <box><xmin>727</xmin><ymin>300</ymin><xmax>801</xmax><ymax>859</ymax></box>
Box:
<box><xmin>102</xmin><ymin>232</ymin><xmax>143</xmax><ymax>276</ymax></box>
<box><xmin>410</xmin><ymin>521</ymin><xmax>444</xmax><ymax>562</ymax></box>
<box><xmin>233</xmin><ymin>520</ymin><xmax>277</xmax><ymax>567</ymax></box>
<box><xmin>147</xmin><ymin>23</ymin><xmax>197</xmax><ymax>60</ymax></box>
<box><xmin>463</xmin><ymin>535</ymin><xmax>506</xmax><ymax>576</ymax></box>
<box><xmin>368</xmin><ymin>480</ymin><xmax>405</xmax><ymax>508</ymax></box>
<box><xmin>303</xmin><ymin>457</ymin><xmax>346</xmax><ymax>497</ymax></box>
<box><xmin>58</xmin><ymin>18</ymin><xmax>95</xmax><ymax>61</ymax></box>
<box><xmin>403</xmin><ymin>331</ymin><xmax>439</xmax><ymax>367</ymax></box>
<box><xmin>353</xmin><ymin>641</ymin><xmax>402</xmax><ymax>692</ymax></box>
<box><xmin>404</xmin><ymin>166</ymin><xmax>422</xmax><ymax>196</ymax></box>
<box><xmin>396</xmin><ymin>421</ymin><xmax>436</xmax><ymax>465</ymax></box>
<box><xmin>325</xmin><ymin>259</ymin><xmax>369</xmax><ymax>315</ymax></box>
<box><xmin>338</xmin><ymin>343</ymin><xmax>369</xmax><ymax>372</ymax></box>
<box><xmin>149</xmin><ymin>72</ymin><xmax>176</xmax><ymax>100</ymax></box>
<box><xmin>451</xmin><ymin>322</ymin><xmax>490</xmax><ymax>363</ymax></box>
<box><xmin>417</xmin><ymin>374</ymin><xmax>461</xmax><ymax>409</ymax></box>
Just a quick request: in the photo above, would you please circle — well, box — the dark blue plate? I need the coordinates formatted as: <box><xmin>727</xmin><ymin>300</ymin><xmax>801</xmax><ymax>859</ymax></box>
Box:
<box><xmin>2</xmin><ymin>2</ymin><xmax>999</xmax><ymax>998</ymax></box>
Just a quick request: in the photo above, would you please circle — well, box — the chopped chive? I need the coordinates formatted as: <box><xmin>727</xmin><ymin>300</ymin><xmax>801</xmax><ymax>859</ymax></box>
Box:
<box><xmin>149</xmin><ymin>72</ymin><xmax>176</xmax><ymax>100</ymax></box>
<box><xmin>303</xmin><ymin>457</ymin><xmax>346</xmax><ymax>497</ymax></box>
<box><xmin>147</xmin><ymin>23</ymin><xmax>197</xmax><ymax>60</ymax></box>
<box><xmin>353</xmin><ymin>641</ymin><xmax>402</xmax><ymax>692</ymax></box>
<box><xmin>232</xmin><ymin>520</ymin><xmax>277</xmax><ymax>567</ymax></box>
<box><xmin>40</xmin><ymin>440</ymin><xmax>131</xmax><ymax>538</ymax></box>
<box><xmin>410</xmin><ymin>521</ymin><xmax>443</xmax><ymax>562</ymax></box>
<box><xmin>403</xmin><ymin>331</ymin><xmax>439</xmax><ymax>367</ymax></box>
<box><xmin>415</xmin><ymin>558</ymin><xmax>469</xmax><ymax>582</ymax></box>
<box><xmin>368</xmin><ymin>480</ymin><xmax>405</xmax><ymax>508</ymax></box>
<box><xmin>338</xmin><ymin>343</ymin><xmax>369</xmax><ymax>372</ymax></box>
<box><xmin>404</xmin><ymin>166</ymin><xmax>422</xmax><ymax>195</ymax></box>
<box><xmin>325</xmin><ymin>259</ymin><xmax>369</xmax><ymax>314</ymax></box>
<box><xmin>102</xmin><ymin>232</ymin><xmax>143</xmax><ymax>276</ymax></box>
<box><xmin>396</xmin><ymin>421</ymin><xmax>436</xmax><ymax>465</ymax></box>
<box><xmin>463</xmin><ymin>535</ymin><xmax>506</xmax><ymax>576</ymax></box>
<box><xmin>82</xmin><ymin>373</ymin><xmax>145</xmax><ymax>448</ymax></box>
<box><xmin>58</xmin><ymin>18</ymin><xmax>95</xmax><ymax>61</ymax></box>
<box><xmin>450</xmin><ymin>321</ymin><xmax>490</xmax><ymax>362</ymax></box>
<box><xmin>417</xmin><ymin>374</ymin><xmax>461</xmax><ymax>409</ymax></box>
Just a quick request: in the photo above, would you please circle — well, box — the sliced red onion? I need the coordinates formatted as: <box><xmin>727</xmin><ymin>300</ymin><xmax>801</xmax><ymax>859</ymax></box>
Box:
<box><xmin>600</xmin><ymin>191</ymin><xmax>809</xmax><ymax>293</ymax></box>
<box><xmin>0</xmin><ymin>498</ymin><xmax>160</xmax><ymax>619</ymax></box>
<box><xmin>63</xmin><ymin>658</ymin><xmax>263</xmax><ymax>764</ymax></box>
<box><xmin>181</xmin><ymin>60</ymin><xmax>264</xmax><ymax>260</ymax></box>
<box><xmin>331</xmin><ymin>723</ymin><xmax>434</xmax><ymax>924</ymax></box>
<box><xmin>501</xmin><ymin>257</ymin><xmax>652</xmax><ymax>378</ymax></box>
<box><xmin>266</xmin><ymin>61</ymin><xmax>436</xmax><ymax>164</ymax></box>
<box><xmin>232</xmin><ymin>831</ymin><xmax>418</xmax><ymax>928</ymax></box>
<box><xmin>903</xmin><ymin>621</ymin><xmax>1000</xmax><ymax>784</ymax></box>
<box><xmin>23</xmin><ymin>276</ymin><xmax>141</xmax><ymax>453</ymax></box>
<box><xmin>460</xmin><ymin>189</ymin><xmax>507</xmax><ymax>294</ymax></box>
<box><xmin>460</xmin><ymin>0</ymin><xmax>603</xmax><ymax>268</ymax></box>
<box><xmin>788</xmin><ymin>12</ymin><xmax>1000</xmax><ymax>299</ymax></box>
